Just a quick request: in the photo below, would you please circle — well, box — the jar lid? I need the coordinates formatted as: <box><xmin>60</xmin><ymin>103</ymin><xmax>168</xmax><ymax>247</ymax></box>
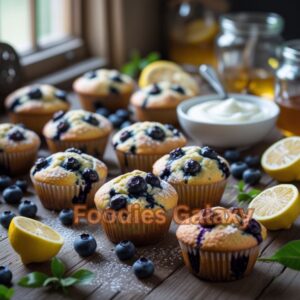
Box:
<box><xmin>282</xmin><ymin>40</ymin><xmax>300</xmax><ymax>62</ymax></box>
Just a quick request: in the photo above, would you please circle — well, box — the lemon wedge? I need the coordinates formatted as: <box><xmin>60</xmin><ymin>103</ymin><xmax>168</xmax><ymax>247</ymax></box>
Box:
<box><xmin>8</xmin><ymin>216</ymin><xmax>64</xmax><ymax>264</ymax></box>
<box><xmin>249</xmin><ymin>184</ymin><xmax>300</xmax><ymax>230</ymax></box>
<box><xmin>261</xmin><ymin>137</ymin><xmax>300</xmax><ymax>182</ymax></box>
<box><xmin>185</xmin><ymin>19</ymin><xmax>218</xmax><ymax>44</ymax></box>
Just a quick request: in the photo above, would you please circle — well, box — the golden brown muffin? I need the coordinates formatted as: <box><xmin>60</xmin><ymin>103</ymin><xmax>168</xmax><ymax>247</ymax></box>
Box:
<box><xmin>0</xmin><ymin>123</ymin><xmax>40</xmax><ymax>175</ymax></box>
<box><xmin>112</xmin><ymin>122</ymin><xmax>187</xmax><ymax>172</ymax></box>
<box><xmin>43</xmin><ymin>109</ymin><xmax>112</xmax><ymax>159</ymax></box>
<box><xmin>31</xmin><ymin>148</ymin><xmax>107</xmax><ymax>210</ymax></box>
<box><xmin>95</xmin><ymin>170</ymin><xmax>178</xmax><ymax>245</ymax></box>
<box><xmin>73</xmin><ymin>69</ymin><xmax>135</xmax><ymax>112</ymax></box>
<box><xmin>153</xmin><ymin>146</ymin><xmax>230</xmax><ymax>208</ymax></box>
<box><xmin>5</xmin><ymin>84</ymin><xmax>70</xmax><ymax>134</ymax></box>
<box><xmin>176</xmin><ymin>207</ymin><xmax>267</xmax><ymax>281</ymax></box>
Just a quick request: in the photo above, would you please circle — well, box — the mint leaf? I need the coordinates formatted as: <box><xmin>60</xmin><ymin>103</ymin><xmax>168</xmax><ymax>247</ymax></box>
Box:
<box><xmin>60</xmin><ymin>277</ymin><xmax>78</xmax><ymax>287</ymax></box>
<box><xmin>18</xmin><ymin>272</ymin><xmax>48</xmax><ymax>288</ymax></box>
<box><xmin>259</xmin><ymin>240</ymin><xmax>300</xmax><ymax>270</ymax></box>
<box><xmin>237</xmin><ymin>181</ymin><xmax>245</xmax><ymax>192</ymax></box>
<box><xmin>71</xmin><ymin>269</ymin><xmax>94</xmax><ymax>285</ymax></box>
<box><xmin>238</xmin><ymin>193</ymin><xmax>251</xmax><ymax>202</ymax></box>
<box><xmin>43</xmin><ymin>277</ymin><xmax>60</xmax><ymax>287</ymax></box>
<box><xmin>51</xmin><ymin>257</ymin><xmax>65</xmax><ymax>278</ymax></box>
<box><xmin>248</xmin><ymin>189</ymin><xmax>261</xmax><ymax>197</ymax></box>
<box><xmin>0</xmin><ymin>285</ymin><xmax>14</xmax><ymax>300</ymax></box>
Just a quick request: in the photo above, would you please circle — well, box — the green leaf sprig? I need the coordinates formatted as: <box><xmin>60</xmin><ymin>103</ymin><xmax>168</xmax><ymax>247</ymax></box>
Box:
<box><xmin>259</xmin><ymin>240</ymin><xmax>300</xmax><ymax>270</ymax></box>
<box><xmin>18</xmin><ymin>257</ymin><xmax>94</xmax><ymax>294</ymax></box>
<box><xmin>0</xmin><ymin>285</ymin><xmax>14</xmax><ymax>300</ymax></box>
<box><xmin>235</xmin><ymin>181</ymin><xmax>261</xmax><ymax>203</ymax></box>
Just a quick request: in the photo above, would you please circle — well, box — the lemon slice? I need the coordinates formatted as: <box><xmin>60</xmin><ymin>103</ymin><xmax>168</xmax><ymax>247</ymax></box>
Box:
<box><xmin>249</xmin><ymin>184</ymin><xmax>300</xmax><ymax>230</ymax></box>
<box><xmin>8</xmin><ymin>216</ymin><xmax>64</xmax><ymax>264</ymax></box>
<box><xmin>185</xmin><ymin>19</ymin><xmax>218</xmax><ymax>44</ymax></box>
<box><xmin>262</xmin><ymin>137</ymin><xmax>300</xmax><ymax>182</ymax></box>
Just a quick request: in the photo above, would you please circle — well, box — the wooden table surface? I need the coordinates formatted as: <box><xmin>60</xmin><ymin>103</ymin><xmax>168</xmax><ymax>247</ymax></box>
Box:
<box><xmin>1</xmin><ymin>95</ymin><xmax>300</xmax><ymax>300</ymax></box>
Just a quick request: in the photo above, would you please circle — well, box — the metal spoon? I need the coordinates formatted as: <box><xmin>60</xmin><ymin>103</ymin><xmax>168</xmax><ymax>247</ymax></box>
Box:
<box><xmin>199</xmin><ymin>64</ymin><xmax>228</xmax><ymax>100</ymax></box>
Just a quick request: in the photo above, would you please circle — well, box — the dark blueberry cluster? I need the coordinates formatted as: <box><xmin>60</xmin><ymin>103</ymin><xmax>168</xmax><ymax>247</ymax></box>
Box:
<box><xmin>28</xmin><ymin>87</ymin><xmax>42</xmax><ymax>99</ymax></box>
<box><xmin>97</xmin><ymin>107</ymin><xmax>132</xmax><ymax>129</ymax></box>
<box><xmin>110</xmin><ymin>194</ymin><xmax>127</xmax><ymax>210</ymax></box>
<box><xmin>148</xmin><ymin>84</ymin><xmax>161</xmax><ymax>95</ymax></box>
<box><xmin>109</xmin><ymin>86</ymin><xmax>119</xmax><ymax>95</ymax></box>
<box><xmin>8</xmin><ymin>97</ymin><xmax>21</xmax><ymax>112</ymax></box>
<box><xmin>110</xmin><ymin>74</ymin><xmax>123</xmax><ymax>83</ymax></box>
<box><xmin>160</xmin><ymin>166</ymin><xmax>171</xmax><ymax>181</ymax></box>
<box><xmin>119</xmin><ymin>130</ymin><xmax>132</xmax><ymax>143</ymax></box>
<box><xmin>83</xmin><ymin>114</ymin><xmax>100</xmax><ymax>127</ymax></box>
<box><xmin>183</xmin><ymin>159</ymin><xmax>201</xmax><ymax>176</ymax></box>
<box><xmin>54</xmin><ymin>120</ymin><xmax>70</xmax><ymax>140</ymax></box>
<box><xmin>0</xmin><ymin>175</ymin><xmax>12</xmax><ymax>191</ymax></box>
<box><xmin>145</xmin><ymin>173</ymin><xmax>161</xmax><ymax>188</ymax></box>
<box><xmin>171</xmin><ymin>84</ymin><xmax>185</xmax><ymax>95</ymax></box>
<box><xmin>62</xmin><ymin>157</ymin><xmax>81</xmax><ymax>171</ymax></box>
<box><xmin>244</xmin><ymin>219</ymin><xmax>263</xmax><ymax>243</ymax></box>
<box><xmin>55</xmin><ymin>90</ymin><xmax>68</xmax><ymax>102</ymax></box>
<box><xmin>127</xmin><ymin>176</ymin><xmax>148</xmax><ymax>195</ymax></box>
<box><xmin>7</xmin><ymin>128</ymin><xmax>25</xmax><ymax>142</ymax></box>
<box><xmin>164</xmin><ymin>124</ymin><xmax>180</xmax><ymax>137</ymax></box>
<box><xmin>169</xmin><ymin>148</ymin><xmax>185</xmax><ymax>160</ymax></box>
<box><xmin>33</xmin><ymin>157</ymin><xmax>50</xmax><ymax>174</ymax></box>
<box><xmin>146</xmin><ymin>125</ymin><xmax>166</xmax><ymax>141</ymax></box>
<box><xmin>82</xmin><ymin>168</ymin><xmax>99</xmax><ymax>183</ymax></box>
<box><xmin>52</xmin><ymin>110</ymin><xmax>65</xmax><ymax>121</ymax></box>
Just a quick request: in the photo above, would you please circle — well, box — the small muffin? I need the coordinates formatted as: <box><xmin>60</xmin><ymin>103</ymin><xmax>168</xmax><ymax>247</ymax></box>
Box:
<box><xmin>176</xmin><ymin>207</ymin><xmax>267</xmax><ymax>281</ymax></box>
<box><xmin>0</xmin><ymin>123</ymin><xmax>40</xmax><ymax>175</ymax></box>
<box><xmin>43</xmin><ymin>109</ymin><xmax>112</xmax><ymax>159</ymax></box>
<box><xmin>94</xmin><ymin>170</ymin><xmax>178</xmax><ymax>245</ymax></box>
<box><xmin>153</xmin><ymin>146</ymin><xmax>230</xmax><ymax>209</ymax></box>
<box><xmin>73</xmin><ymin>69</ymin><xmax>135</xmax><ymax>112</ymax></box>
<box><xmin>31</xmin><ymin>148</ymin><xmax>107</xmax><ymax>210</ymax></box>
<box><xmin>130</xmin><ymin>81</ymin><xmax>195</xmax><ymax>125</ymax></box>
<box><xmin>5</xmin><ymin>84</ymin><xmax>70</xmax><ymax>134</ymax></box>
<box><xmin>112</xmin><ymin>122</ymin><xmax>187</xmax><ymax>172</ymax></box>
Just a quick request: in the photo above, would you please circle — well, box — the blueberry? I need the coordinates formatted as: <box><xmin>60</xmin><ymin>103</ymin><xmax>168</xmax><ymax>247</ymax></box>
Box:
<box><xmin>169</xmin><ymin>148</ymin><xmax>184</xmax><ymax>160</ymax></box>
<box><xmin>109</xmin><ymin>86</ymin><xmax>119</xmax><ymax>95</ymax></box>
<box><xmin>0</xmin><ymin>266</ymin><xmax>13</xmax><ymax>286</ymax></box>
<box><xmin>115</xmin><ymin>109</ymin><xmax>130</xmax><ymax>121</ymax></box>
<box><xmin>108</xmin><ymin>114</ymin><xmax>123</xmax><ymax>128</ymax></box>
<box><xmin>57</xmin><ymin>120</ymin><xmax>70</xmax><ymax>134</ymax></box>
<box><xmin>15</xmin><ymin>180</ymin><xmax>28</xmax><ymax>192</ymax></box>
<box><xmin>28</xmin><ymin>87</ymin><xmax>42</xmax><ymax>99</ymax></box>
<box><xmin>7</xmin><ymin>129</ymin><xmax>25</xmax><ymax>141</ymax></box>
<box><xmin>120</xmin><ymin>121</ymin><xmax>132</xmax><ymax>129</ymax></box>
<box><xmin>171</xmin><ymin>84</ymin><xmax>185</xmax><ymax>94</ymax></box>
<box><xmin>59</xmin><ymin>208</ymin><xmax>74</xmax><ymax>226</ymax></box>
<box><xmin>146</xmin><ymin>126</ymin><xmax>166</xmax><ymax>141</ymax></box>
<box><xmin>145</xmin><ymin>173</ymin><xmax>161</xmax><ymax>188</ymax></box>
<box><xmin>243</xmin><ymin>168</ymin><xmax>262</xmax><ymax>185</ymax></box>
<box><xmin>82</xmin><ymin>168</ymin><xmax>99</xmax><ymax>183</ymax></box>
<box><xmin>160</xmin><ymin>167</ymin><xmax>171</xmax><ymax>181</ymax></box>
<box><xmin>74</xmin><ymin>233</ymin><xmax>97</xmax><ymax>257</ymax></box>
<box><xmin>224</xmin><ymin>150</ymin><xmax>240</xmax><ymax>163</ymax></box>
<box><xmin>111</xmin><ymin>74</ymin><xmax>123</xmax><ymax>83</ymax></box>
<box><xmin>55</xmin><ymin>90</ymin><xmax>67</xmax><ymax>101</ymax></box>
<box><xmin>18</xmin><ymin>200</ymin><xmax>37</xmax><ymax>218</ymax></box>
<box><xmin>110</xmin><ymin>194</ymin><xmax>127</xmax><ymax>210</ymax></box>
<box><xmin>165</xmin><ymin>124</ymin><xmax>175</xmax><ymax>131</ymax></box>
<box><xmin>245</xmin><ymin>219</ymin><xmax>262</xmax><ymax>243</ymax></box>
<box><xmin>115</xmin><ymin>240</ymin><xmax>136</xmax><ymax>260</ymax></box>
<box><xmin>133</xmin><ymin>257</ymin><xmax>154</xmax><ymax>279</ymax></box>
<box><xmin>52</xmin><ymin>110</ymin><xmax>65</xmax><ymax>121</ymax></box>
<box><xmin>85</xmin><ymin>71</ymin><xmax>97</xmax><ymax>79</ymax></box>
<box><xmin>3</xmin><ymin>185</ymin><xmax>23</xmax><ymax>204</ymax></box>
<box><xmin>231</xmin><ymin>162</ymin><xmax>248</xmax><ymax>179</ymax></box>
<box><xmin>127</xmin><ymin>176</ymin><xmax>147</xmax><ymax>195</ymax></box>
<box><xmin>200</xmin><ymin>146</ymin><xmax>218</xmax><ymax>159</ymax></box>
<box><xmin>0</xmin><ymin>175</ymin><xmax>12</xmax><ymax>191</ymax></box>
<box><xmin>62</xmin><ymin>157</ymin><xmax>81</xmax><ymax>171</ymax></box>
<box><xmin>0</xmin><ymin>211</ymin><xmax>16</xmax><ymax>229</ymax></box>
<box><xmin>148</xmin><ymin>84</ymin><xmax>161</xmax><ymax>95</ymax></box>
<box><xmin>119</xmin><ymin>130</ymin><xmax>132</xmax><ymax>142</ymax></box>
<box><xmin>65</xmin><ymin>148</ymin><xmax>82</xmax><ymax>154</ymax></box>
<box><xmin>96</xmin><ymin>107</ymin><xmax>110</xmax><ymax>118</ymax></box>
<box><xmin>244</xmin><ymin>155</ymin><xmax>260</xmax><ymax>168</ymax></box>
<box><xmin>218</xmin><ymin>160</ymin><xmax>231</xmax><ymax>178</ymax></box>
<box><xmin>34</xmin><ymin>157</ymin><xmax>49</xmax><ymax>172</ymax></box>
<box><xmin>183</xmin><ymin>159</ymin><xmax>201</xmax><ymax>176</ymax></box>
<box><xmin>83</xmin><ymin>114</ymin><xmax>99</xmax><ymax>126</ymax></box>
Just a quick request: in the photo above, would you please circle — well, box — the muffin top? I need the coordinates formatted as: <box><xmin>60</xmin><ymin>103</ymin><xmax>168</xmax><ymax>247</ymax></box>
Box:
<box><xmin>112</xmin><ymin>122</ymin><xmax>187</xmax><ymax>155</ymax></box>
<box><xmin>5</xmin><ymin>84</ymin><xmax>70</xmax><ymax>114</ymax></box>
<box><xmin>31</xmin><ymin>148</ymin><xmax>107</xmax><ymax>187</ymax></box>
<box><xmin>43</xmin><ymin>109</ymin><xmax>112</xmax><ymax>141</ymax></box>
<box><xmin>153</xmin><ymin>146</ymin><xmax>230</xmax><ymax>184</ymax></box>
<box><xmin>95</xmin><ymin>170</ymin><xmax>178</xmax><ymax>211</ymax></box>
<box><xmin>176</xmin><ymin>207</ymin><xmax>267</xmax><ymax>251</ymax></box>
<box><xmin>0</xmin><ymin>123</ymin><xmax>40</xmax><ymax>152</ymax></box>
<box><xmin>73</xmin><ymin>69</ymin><xmax>135</xmax><ymax>96</ymax></box>
<box><xmin>130</xmin><ymin>81</ymin><xmax>195</xmax><ymax>109</ymax></box>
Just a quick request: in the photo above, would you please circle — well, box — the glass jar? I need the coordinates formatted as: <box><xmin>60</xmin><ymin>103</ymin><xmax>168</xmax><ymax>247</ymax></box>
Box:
<box><xmin>276</xmin><ymin>40</ymin><xmax>300</xmax><ymax>136</ymax></box>
<box><xmin>216</xmin><ymin>12</ymin><xmax>284</xmax><ymax>99</ymax></box>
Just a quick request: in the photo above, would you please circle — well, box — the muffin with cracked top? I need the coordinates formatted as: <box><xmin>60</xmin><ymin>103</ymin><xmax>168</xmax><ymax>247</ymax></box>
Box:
<box><xmin>73</xmin><ymin>69</ymin><xmax>135</xmax><ymax>112</ymax></box>
<box><xmin>153</xmin><ymin>146</ymin><xmax>230</xmax><ymax>208</ymax></box>
<box><xmin>94</xmin><ymin>170</ymin><xmax>178</xmax><ymax>245</ymax></box>
<box><xmin>130</xmin><ymin>81</ymin><xmax>196</xmax><ymax>125</ymax></box>
<box><xmin>0</xmin><ymin>123</ymin><xmax>40</xmax><ymax>175</ymax></box>
<box><xmin>31</xmin><ymin>148</ymin><xmax>107</xmax><ymax>210</ymax></box>
<box><xmin>5</xmin><ymin>84</ymin><xmax>70</xmax><ymax>134</ymax></box>
<box><xmin>43</xmin><ymin>109</ymin><xmax>112</xmax><ymax>159</ymax></box>
<box><xmin>176</xmin><ymin>207</ymin><xmax>267</xmax><ymax>281</ymax></box>
<box><xmin>112</xmin><ymin>121</ymin><xmax>187</xmax><ymax>172</ymax></box>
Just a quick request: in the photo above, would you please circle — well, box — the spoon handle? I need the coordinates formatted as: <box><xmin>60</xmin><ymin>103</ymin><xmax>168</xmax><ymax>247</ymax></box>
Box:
<box><xmin>199</xmin><ymin>64</ymin><xmax>228</xmax><ymax>100</ymax></box>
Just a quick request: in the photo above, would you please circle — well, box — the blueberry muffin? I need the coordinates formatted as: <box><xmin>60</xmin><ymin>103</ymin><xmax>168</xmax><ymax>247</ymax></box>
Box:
<box><xmin>73</xmin><ymin>69</ymin><xmax>135</xmax><ymax>112</ymax></box>
<box><xmin>0</xmin><ymin>123</ymin><xmax>40</xmax><ymax>175</ymax></box>
<box><xmin>153</xmin><ymin>146</ymin><xmax>230</xmax><ymax>209</ymax></box>
<box><xmin>112</xmin><ymin>122</ymin><xmax>187</xmax><ymax>172</ymax></box>
<box><xmin>31</xmin><ymin>148</ymin><xmax>107</xmax><ymax>210</ymax></box>
<box><xmin>130</xmin><ymin>81</ymin><xmax>195</xmax><ymax>125</ymax></box>
<box><xmin>43</xmin><ymin>109</ymin><xmax>112</xmax><ymax>159</ymax></box>
<box><xmin>176</xmin><ymin>207</ymin><xmax>267</xmax><ymax>281</ymax></box>
<box><xmin>5</xmin><ymin>84</ymin><xmax>70</xmax><ymax>134</ymax></box>
<box><xmin>94</xmin><ymin>170</ymin><xmax>178</xmax><ymax>245</ymax></box>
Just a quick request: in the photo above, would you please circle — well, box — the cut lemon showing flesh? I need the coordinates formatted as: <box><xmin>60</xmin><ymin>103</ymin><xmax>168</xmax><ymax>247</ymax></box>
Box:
<box><xmin>8</xmin><ymin>216</ymin><xmax>64</xmax><ymax>264</ymax></box>
<box><xmin>261</xmin><ymin>137</ymin><xmax>300</xmax><ymax>182</ymax></box>
<box><xmin>249</xmin><ymin>184</ymin><xmax>300</xmax><ymax>230</ymax></box>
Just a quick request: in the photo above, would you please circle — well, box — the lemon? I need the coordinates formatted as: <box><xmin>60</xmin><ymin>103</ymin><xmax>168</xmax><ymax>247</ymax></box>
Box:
<box><xmin>8</xmin><ymin>216</ymin><xmax>64</xmax><ymax>264</ymax></box>
<box><xmin>185</xmin><ymin>19</ymin><xmax>218</xmax><ymax>44</ymax></box>
<box><xmin>261</xmin><ymin>137</ymin><xmax>300</xmax><ymax>182</ymax></box>
<box><xmin>249</xmin><ymin>184</ymin><xmax>300</xmax><ymax>230</ymax></box>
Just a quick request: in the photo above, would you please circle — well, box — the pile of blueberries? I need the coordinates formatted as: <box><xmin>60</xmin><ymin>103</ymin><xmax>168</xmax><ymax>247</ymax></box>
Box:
<box><xmin>96</xmin><ymin>107</ymin><xmax>133</xmax><ymax>129</ymax></box>
<box><xmin>224</xmin><ymin>150</ymin><xmax>262</xmax><ymax>185</ymax></box>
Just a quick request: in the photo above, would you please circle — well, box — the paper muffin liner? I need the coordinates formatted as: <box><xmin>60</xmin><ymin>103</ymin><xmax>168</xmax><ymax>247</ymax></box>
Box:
<box><xmin>0</xmin><ymin>147</ymin><xmax>39</xmax><ymax>176</ymax></box>
<box><xmin>45</xmin><ymin>135</ymin><xmax>109</xmax><ymax>159</ymax></box>
<box><xmin>115</xmin><ymin>150</ymin><xmax>164</xmax><ymax>172</ymax></box>
<box><xmin>178</xmin><ymin>241</ymin><xmax>259</xmax><ymax>281</ymax></box>
<box><xmin>31</xmin><ymin>176</ymin><xmax>105</xmax><ymax>211</ymax></box>
<box><xmin>100</xmin><ymin>209</ymin><xmax>174</xmax><ymax>246</ymax></box>
<box><xmin>171</xmin><ymin>179</ymin><xmax>227</xmax><ymax>209</ymax></box>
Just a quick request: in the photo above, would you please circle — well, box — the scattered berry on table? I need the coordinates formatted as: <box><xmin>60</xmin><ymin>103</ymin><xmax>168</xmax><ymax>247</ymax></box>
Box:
<box><xmin>96</xmin><ymin>107</ymin><xmax>110</xmax><ymax>118</ymax></box>
<box><xmin>2</xmin><ymin>185</ymin><xmax>23</xmax><ymax>204</ymax></box>
<box><xmin>59</xmin><ymin>208</ymin><xmax>74</xmax><ymax>226</ymax></box>
<box><xmin>231</xmin><ymin>162</ymin><xmax>248</xmax><ymax>179</ymax></box>
<box><xmin>224</xmin><ymin>150</ymin><xmax>240</xmax><ymax>163</ymax></box>
<box><xmin>0</xmin><ymin>211</ymin><xmax>16</xmax><ymax>229</ymax></box>
<box><xmin>244</xmin><ymin>155</ymin><xmax>260</xmax><ymax>168</ymax></box>
<box><xmin>120</xmin><ymin>120</ymin><xmax>132</xmax><ymax>129</ymax></box>
<box><xmin>0</xmin><ymin>176</ymin><xmax>12</xmax><ymax>191</ymax></box>
<box><xmin>0</xmin><ymin>266</ymin><xmax>13</xmax><ymax>286</ymax></box>
<box><xmin>115</xmin><ymin>240</ymin><xmax>136</xmax><ymax>260</ymax></box>
<box><xmin>115</xmin><ymin>109</ymin><xmax>130</xmax><ymax>121</ymax></box>
<box><xmin>108</xmin><ymin>114</ymin><xmax>123</xmax><ymax>129</ymax></box>
<box><xmin>243</xmin><ymin>168</ymin><xmax>262</xmax><ymax>185</ymax></box>
<box><xmin>18</xmin><ymin>200</ymin><xmax>37</xmax><ymax>218</ymax></box>
<box><xmin>74</xmin><ymin>233</ymin><xmax>97</xmax><ymax>257</ymax></box>
<box><xmin>133</xmin><ymin>257</ymin><xmax>155</xmax><ymax>279</ymax></box>
<box><xmin>15</xmin><ymin>179</ymin><xmax>28</xmax><ymax>193</ymax></box>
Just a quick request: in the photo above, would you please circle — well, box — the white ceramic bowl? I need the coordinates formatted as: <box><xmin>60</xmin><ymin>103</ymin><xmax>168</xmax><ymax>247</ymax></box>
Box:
<box><xmin>177</xmin><ymin>93</ymin><xmax>280</xmax><ymax>148</ymax></box>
